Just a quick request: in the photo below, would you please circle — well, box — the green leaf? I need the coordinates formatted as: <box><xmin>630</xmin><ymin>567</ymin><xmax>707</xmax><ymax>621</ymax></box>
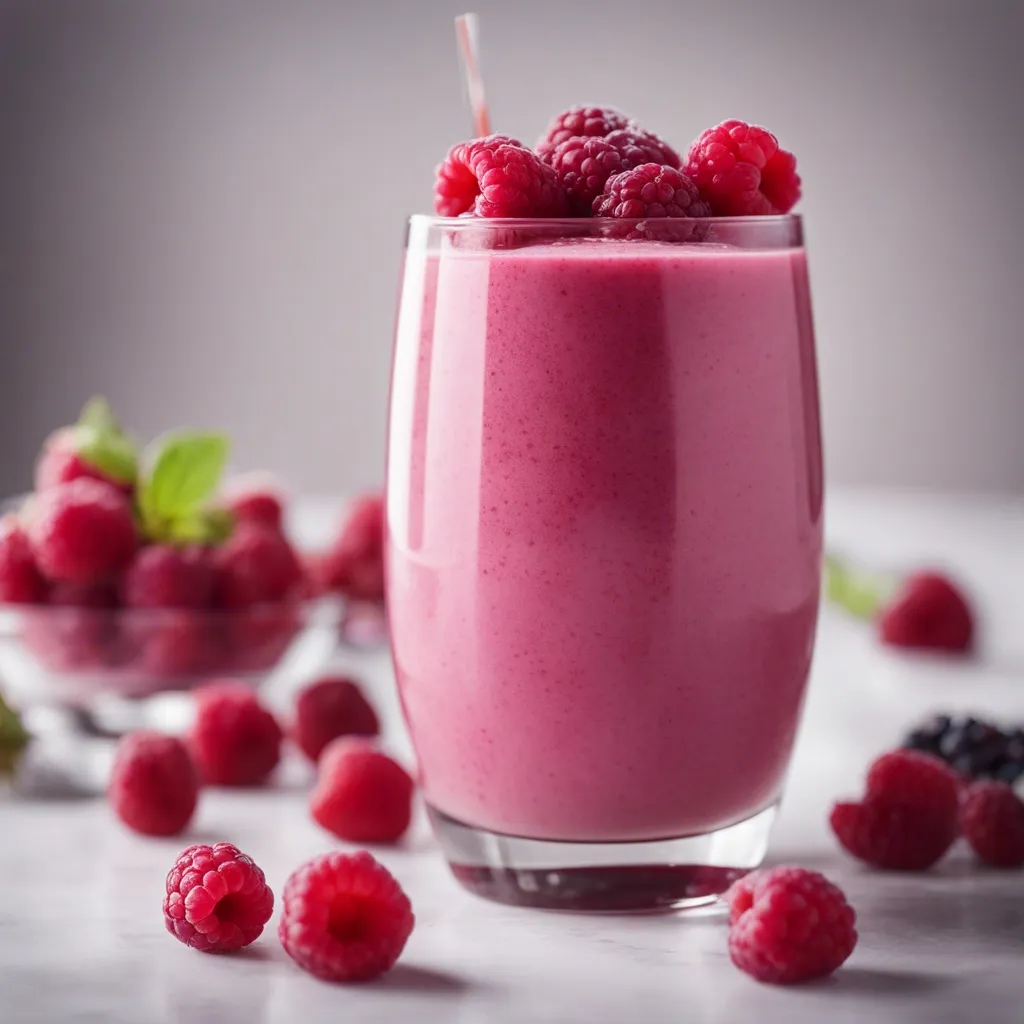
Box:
<box><xmin>0</xmin><ymin>690</ymin><xmax>29</xmax><ymax>779</ymax></box>
<box><xmin>138</xmin><ymin>431</ymin><xmax>230</xmax><ymax>543</ymax></box>
<box><xmin>75</xmin><ymin>425</ymin><xmax>138</xmax><ymax>484</ymax></box>
<box><xmin>824</xmin><ymin>554</ymin><xmax>895</xmax><ymax>621</ymax></box>
<box><xmin>77</xmin><ymin>396</ymin><xmax>121</xmax><ymax>435</ymax></box>
<box><xmin>70</xmin><ymin>397</ymin><xmax>139</xmax><ymax>485</ymax></box>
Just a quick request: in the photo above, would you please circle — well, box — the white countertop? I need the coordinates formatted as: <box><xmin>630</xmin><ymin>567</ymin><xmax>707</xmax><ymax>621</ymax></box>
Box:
<box><xmin>3</xmin><ymin>488</ymin><xmax>1024</xmax><ymax>1024</ymax></box>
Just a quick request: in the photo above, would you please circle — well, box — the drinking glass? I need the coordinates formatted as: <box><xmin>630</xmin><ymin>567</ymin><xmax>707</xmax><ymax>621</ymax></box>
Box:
<box><xmin>386</xmin><ymin>215</ymin><xmax>823</xmax><ymax>911</ymax></box>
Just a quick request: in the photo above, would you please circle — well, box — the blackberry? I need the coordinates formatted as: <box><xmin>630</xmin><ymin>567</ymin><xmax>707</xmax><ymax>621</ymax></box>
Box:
<box><xmin>904</xmin><ymin>714</ymin><xmax>951</xmax><ymax>756</ymax></box>
<box><xmin>901</xmin><ymin>714</ymin><xmax>1024</xmax><ymax>783</ymax></box>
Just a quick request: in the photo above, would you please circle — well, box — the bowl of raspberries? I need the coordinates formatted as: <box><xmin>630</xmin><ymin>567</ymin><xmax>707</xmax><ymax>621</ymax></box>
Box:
<box><xmin>0</xmin><ymin>399</ymin><xmax>383</xmax><ymax>707</ymax></box>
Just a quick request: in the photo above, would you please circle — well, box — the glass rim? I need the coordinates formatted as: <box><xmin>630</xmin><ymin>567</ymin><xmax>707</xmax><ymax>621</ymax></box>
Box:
<box><xmin>409</xmin><ymin>213</ymin><xmax>803</xmax><ymax>229</ymax></box>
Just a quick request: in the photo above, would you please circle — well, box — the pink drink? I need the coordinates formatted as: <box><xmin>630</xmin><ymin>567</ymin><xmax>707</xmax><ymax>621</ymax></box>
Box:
<box><xmin>387</xmin><ymin>219</ymin><xmax>823</xmax><ymax>846</ymax></box>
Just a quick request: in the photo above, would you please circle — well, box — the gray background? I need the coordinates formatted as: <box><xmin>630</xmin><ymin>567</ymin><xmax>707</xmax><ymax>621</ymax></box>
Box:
<box><xmin>1</xmin><ymin>0</ymin><xmax>1022</xmax><ymax>497</ymax></box>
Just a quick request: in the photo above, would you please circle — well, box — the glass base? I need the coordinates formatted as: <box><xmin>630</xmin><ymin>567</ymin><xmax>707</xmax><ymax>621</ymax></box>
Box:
<box><xmin>429</xmin><ymin>803</ymin><xmax>777</xmax><ymax>912</ymax></box>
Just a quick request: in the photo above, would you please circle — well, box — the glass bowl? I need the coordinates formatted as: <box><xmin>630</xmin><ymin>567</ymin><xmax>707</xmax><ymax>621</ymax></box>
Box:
<box><xmin>0</xmin><ymin>597</ymin><xmax>345</xmax><ymax>708</ymax></box>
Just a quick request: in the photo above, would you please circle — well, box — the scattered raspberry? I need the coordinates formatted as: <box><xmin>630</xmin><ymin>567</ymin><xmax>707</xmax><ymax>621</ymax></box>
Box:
<box><xmin>212</xmin><ymin>521</ymin><xmax>303</xmax><ymax>608</ymax></box>
<box><xmin>604</xmin><ymin>128</ymin><xmax>681</xmax><ymax>170</ymax></box>
<box><xmin>830</xmin><ymin>800</ymin><xmax>958</xmax><ymax>871</ymax></box>
<box><xmin>866</xmin><ymin>748</ymin><xmax>962</xmax><ymax>817</ymax></box>
<box><xmin>34</xmin><ymin>426</ymin><xmax>133</xmax><ymax>494</ymax></box>
<box><xmin>122</xmin><ymin>545</ymin><xmax>214</xmax><ymax>609</ymax></box>
<box><xmin>190</xmin><ymin>681</ymin><xmax>283</xmax><ymax>786</ymax></box>
<box><xmin>878</xmin><ymin>571</ymin><xmax>974</xmax><ymax>653</ymax></box>
<box><xmin>27</xmin><ymin>478</ymin><xmax>137</xmax><ymax>584</ymax></box>
<box><xmin>323</xmin><ymin>494</ymin><xmax>386</xmax><ymax>602</ymax></box>
<box><xmin>960</xmin><ymin>781</ymin><xmax>1024</xmax><ymax>867</ymax></box>
<box><xmin>548</xmin><ymin>137</ymin><xmax>627</xmax><ymax>215</ymax></box>
<box><xmin>109</xmin><ymin>731</ymin><xmax>199</xmax><ymax>836</ymax></box>
<box><xmin>223</xmin><ymin>476</ymin><xmax>285</xmax><ymax>531</ymax></box>
<box><xmin>685</xmin><ymin>119</ymin><xmax>801</xmax><ymax>215</ymax></box>
<box><xmin>311</xmin><ymin>739</ymin><xmax>413</xmax><ymax>844</ymax></box>
<box><xmin>278</xmin><ymin>850</ymin><xmax>414</xmax><ymax>982</ymax></box>
<box><xmin>831</xmin><ymin>749</ymin><xmax>961</xmax><ymax>869</ymax></box>
<box><xmin>594</xmin><ymin>163</ymin><xmax>709</xmax><ymax>219</ymax></box>
<box><xmin>434</xmin><ymin>134</ymin><xmax>568</xmax><ymax>218</ymax></box>
<box><xmin>294</xmin><ymin>676</ymin><xmax>380</xmax><ymax>763</ymax></box>
<box><xmin>726</xmin><ymin>866</ymin><xmax>857</xmax><ymax>984</ymax></box>
<box><xmin>163</xmin><ymin>842</ymin><xmax>274</xmax><ymax>952</ymax></box>
<box><xmin>0</xmin><ymin>516</ymin><xmax>47</xmax><ymax>604</ymax></box>
<box><xmin>535</xmin><ymin>105</ymin><xmax>631</xmax><ymax>160</ymax></box>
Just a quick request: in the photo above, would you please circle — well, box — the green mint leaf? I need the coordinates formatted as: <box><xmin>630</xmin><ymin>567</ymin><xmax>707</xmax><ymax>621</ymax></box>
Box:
<box><xmin>0</xmin><ymin>690</ymin><xmax>30</xmax><ymax>779</ymax></box>
<box><xmin>75</xmin><ymin>425</ymin><xmax>138</xmax><ymax>485</ymax></box>
<box><xmin>824</xmin><ymin>554</ymin><xmax>895</xmax><ymax>621</ymax></box>
<box><xmin>77</xmin><ymin>396</ymin><xmax>121</xmax><ymax>435</ymax></box>
<box><xmin>138</xmin><ymin>432</ymin><xmax>230</xmax><ymax>542</ymax></box>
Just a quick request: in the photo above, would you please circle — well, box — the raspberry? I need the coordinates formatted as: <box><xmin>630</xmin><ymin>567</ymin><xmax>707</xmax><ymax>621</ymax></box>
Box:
<box><xmin>830</xmin><ymin>801</ymin><xmax>958</xmax><ymax>871</ymax></box>
<box><xmin>726</xmin><ymin>866</ymin><xmax>857</xmax><ymax>984</ymax></box>
<box><xmin>121</xmin><ymin>610</ymin><xmax>213</xmax><ymax>678</ymax></box>
<box><xmin>223</xmin><ymin>476</ymin><xmax>285</xmax><ymax>531</ymax></box>
<box><xmin>866</xmin><ymin>748</ymin><xmax>962</xmax><ymax>815</ymax></box>
<box><xmin>323</xmin><ymin>494</ymin><xmax>386</xmax><ymax>602</ymax></box>
<box><xmin>163</xmin><ymin>842</ymin><xmax>274</xmax><ymax>953</ymax></box>
<box><xmin>122</xmin><ymin>545</ymin><xmax>214</xmax><ymax>608</ymax></box>
<box><xmin>594</xmin><ymin>163</ymin><xmax>709</xmax><ymax>219</ymax></box>
<box><xmin>293</xmin><ymin>675</ymin><xmax>380</xmax><ymax>763</ymax></box>
<box><xmin>548</xmin><ymin>137</ymin><xmax>627</xmax><ymax>215</ymax></box>
<box><xmin>213</xmin><ymin>522</ymin><xmax>303</xmax><ymax>608</ymax></box>
<box><xmin>109</xmin><ymin>731</ymin><xmax>200</xmax><ymax>836</ymax></box>
<box><xmin>960</xmin><ymin>781</ymin><xmax>1024</xmax><ymax>867</ymax></box>
<box><xmin>27</xmin><ymin>479</ymin><xmax>137</xmax><ymax>584</ymax></box>
<box><xmin>35</xmin><ymin>426</ymin><xmax>134</xmax><ymax>494</ymax></box>
<box><xmin>300</xmin><ymin>552</ymin><xmax>333</xmax><ymax>599</ymax></box>
<box><xmin>49</xmin><ymin>579</ymin><xmax>119</xmax><ymax>608</ymax></box>
<box><xmin>311</xmin><ymin>739</ymin><xmax>413</xmax><ymax>844</ymax></box>
<box><xmin>190</xmin><ymin>681</ymin><xmax>282</xmax><ymax>786</ymax></box>
<box><xmin>434</xmin><ymin>134</ymin><xmax>568</xmax><ymax>218</ymax></box>
<box><xmin>878</xmin><ymin>571</ymin><xmax>974</xmax><ymax>653</ymax></box>
<box><xmin>222</xmin><ymin>603</ymin><xmax>300</xmax><ymax>673</ymax></box>
<box><xmin>278</xmin><ymin>851</ymin><xmax>414</xmax><ymax>982</ymax></box>
<box><xmin>0</xmin><ymin>516</ymin><xmax>46</xmax><ymax>604</ymax></box>
<box><xmin>23</xmin><ymin>579</ymin><xmax>120</xmax><ymax>671</ymax></box>
<box><xmin>685</xmin><ymin>119</ymin><xmax>801</xmax><ymax>215</ymax></box>
<box><xmin>831</xmin><ymin>749</ymin><xmax>961</xmax><ymax>870</ymax></box>
<box><xmin>535</xmin><ymin>105</ymin><xmax>631</xmax><ymax>160</ymax></box>
<box><xmin>604</xmin><ymin>128</ymin><xmax>681</xmax><ymax>170</ymax></box>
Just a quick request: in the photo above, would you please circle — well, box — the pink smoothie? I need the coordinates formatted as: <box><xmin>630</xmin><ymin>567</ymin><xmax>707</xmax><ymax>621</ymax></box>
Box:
<box><xmin>387</xmin><ymin>233</ymin><xmax>823</xmax><ymax>842</ymax></box>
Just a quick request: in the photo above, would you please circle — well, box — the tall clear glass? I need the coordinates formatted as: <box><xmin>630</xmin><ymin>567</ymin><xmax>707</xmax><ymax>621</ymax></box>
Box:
<box><xmin>386</xmin><ymin>216</ymin><xmax>823</xmax><ymax>911</ymax></box>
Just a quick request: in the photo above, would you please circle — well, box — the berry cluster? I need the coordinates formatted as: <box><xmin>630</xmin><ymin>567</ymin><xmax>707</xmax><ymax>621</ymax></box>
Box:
<box><xmin>0</xmin><ymin>400</ymin><xmax>389</xmax><ymax>682</ymax></box>
<box><xmin>433</xmin><ymin>105</ymin><xmax>800</xmax><ymax>221</ymax></box>
<box><xmin>121</xmin><ymin>673</ymin><xmax>416</xmax><ymax>981</ymax></box>
<box><xmin>831</xmin><ymin>747</ymin><xmax>1024</xmax><ymax>870</ymax></box>
<box><xmin>163</xmin><ymin>844</ymin><xmax>413</xmax><ymax>982</ymax></box>
<box><xmin>904</xmin><ymin>714</ymin><xmax>1024</xmax><ymax>785</ymax></box>
<box><xmin>110</xmin><ymin>672</ymin><xmax>405</xmax><ymax>831</ymax></box>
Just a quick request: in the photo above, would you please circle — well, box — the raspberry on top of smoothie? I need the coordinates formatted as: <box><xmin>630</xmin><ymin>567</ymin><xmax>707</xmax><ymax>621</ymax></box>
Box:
<box><xmin>433</xmin><ymin>108</ymin><xmax>800</xmax><ymax>219</ymax></box>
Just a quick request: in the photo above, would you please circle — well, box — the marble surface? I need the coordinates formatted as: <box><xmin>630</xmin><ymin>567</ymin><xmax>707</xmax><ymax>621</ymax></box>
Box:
<box><xmin>3</xmin><ymin>488</ymin><xmax>1024</xmax><ymax>1024</ymax></box>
